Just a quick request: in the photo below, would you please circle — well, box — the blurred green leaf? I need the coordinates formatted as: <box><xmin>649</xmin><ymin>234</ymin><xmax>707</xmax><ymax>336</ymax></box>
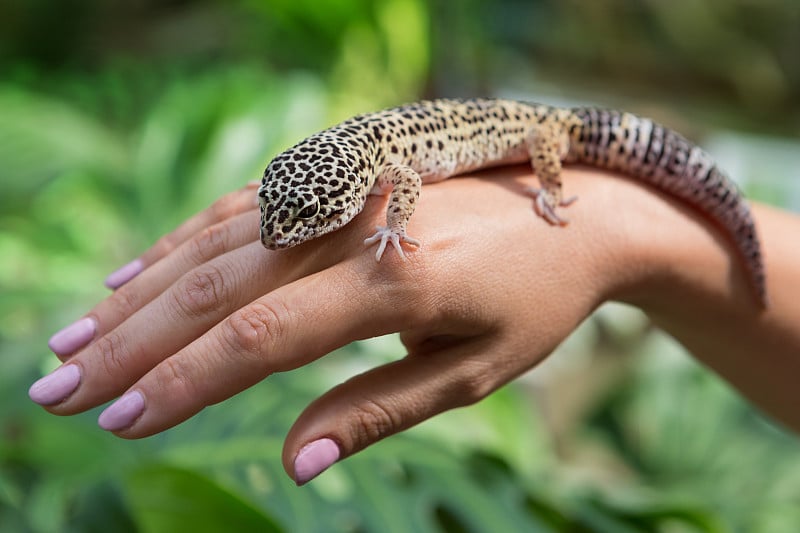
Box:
<box><xmin>0</xmin><ymin>88</ymin><xmax>128</xmax><ymax>199</ymax></box>
<box><xmin>66</xmin><ymin>482</ymin><xmax>138</xmax><ymax>533</ymax></box>
<box><xmin>125</xmin><ymin>465</ymin><xmax>282</xmax><ymax>533</ymax></box>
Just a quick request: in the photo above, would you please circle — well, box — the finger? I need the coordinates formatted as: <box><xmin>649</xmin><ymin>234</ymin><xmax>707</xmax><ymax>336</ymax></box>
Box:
<box><xmin>282</xmin><ymin>339</ymin><xmax>509</xmax><ymax>485</ymax></box>
<box><xmin>34</xmin><ymin>207</ymin><xmax>383</xmax><ymax>413</ymax></box>
<box><xmin>89</xmin><ymin>255</ymin><xmax>423</xmax><ymax>438</ymax></box>
<box><xmin>37</xmin><ymin>195</ymin><xmax>392</xmax><ymax>409</ymax></box>
<box><xmin>49</xmin><ymin>208</ymin><xmax>260</xmax><ymax>360</ymax></box>
<box><xmin>36</xmin><ymin>241</ymin><xmax>273</xmax><ymax>409</ymax></box>
<box><xmin>104</xmin><ymin>182</ymin><xmax>260</xmax><ymax>289</ymax></box>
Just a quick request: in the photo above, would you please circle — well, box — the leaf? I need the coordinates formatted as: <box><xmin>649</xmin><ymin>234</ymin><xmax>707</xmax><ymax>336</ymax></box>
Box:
<box><xmin>0</xmin><ymin>87</ymin><xmax>128</xmax><ymax>196</ymax></box>
<box><xmin>124</xmin><ymin>464</ymin><xmax>283</xmax><ymax>533</ymax></box>
<box><xmin>66</xmin><ymin>482</ymin><xmax>138</xmax><ymax>533</ymax></box>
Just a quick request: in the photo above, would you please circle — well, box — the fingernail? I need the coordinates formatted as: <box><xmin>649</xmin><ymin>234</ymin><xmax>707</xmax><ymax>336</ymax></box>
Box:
<box><xmin>98</xmin><ymin>391</ymin><xmax>145</xmax><ymax>431</ymax></box>
<box><xmin>293</xmin><ymin>438</ymin><xmax>340</xmax><ymax>485</ymax></box>
<box><xmin>105</xmin><ymin>259</ymin><xmax>143</xmax><ymax>289</ymax></box>
<box><xmin>48</xmin><ymin>317</ymin><xmax>96</xmax><ymax>356</ymax></box>
<box><xmin>28</xmin><ymin>364</ymin><xmax>81</xmax><ymax>405</ymax></box>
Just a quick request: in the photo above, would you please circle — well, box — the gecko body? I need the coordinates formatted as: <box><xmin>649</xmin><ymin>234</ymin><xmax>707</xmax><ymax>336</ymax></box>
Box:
<box><xmin>257</xmin><ymin>98</ymin><xmax>766</xmax><ymax>307</ymax></box>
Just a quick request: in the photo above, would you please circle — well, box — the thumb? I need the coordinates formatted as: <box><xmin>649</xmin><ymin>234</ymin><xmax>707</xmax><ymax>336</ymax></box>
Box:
<box><xmin>283</xmin><ymin>338</ymin><xmax>510</xmax><ymax>485</ymax></box>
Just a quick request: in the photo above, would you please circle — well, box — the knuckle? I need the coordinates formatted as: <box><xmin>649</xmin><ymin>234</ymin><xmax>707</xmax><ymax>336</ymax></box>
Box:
<box><xmin>156</xmin><ymin>356</ymin><xmax>197</xmax><ymax>398</ymax></box>
<box><xmin>108</xmin><ymin>284</ymin><xmax>141</xmax><ymax>319</ymax></box>
<box><xmin>186</xmin><ymin>223</ymin><xmax>229</xmax><ymax>265</ymax></box>
<box><xmin>152</xmin><ymin>233</ymin><xmax>177</xmax><ymax>257</ymax></box>
<box><xmin>173</xmin><ymin>264</ymin><xmax>227</xmax><ymax>318</ymax></box>
<box><xmin>95</xmin><ymin>333</ymin><xmax>129</xmax><ymax>378</ymax></box>
<box><xmin>452</xmin><ymin>360</ymin><xmax>496</xmax><ymax>406</ymax></box>
<box><xmin>210</xmin><ymin>193</ymin><xmax>240</xmax><ymax>221</ymax></box>
<box><xmin>223</xmin><ymin>299</ymin><xmax>288</xmax><ymax>366</ymax></box>
<box><xmin>350</xmin><ymin>398</ymin><xmax>401</xmax><ymax>444</ymax></box>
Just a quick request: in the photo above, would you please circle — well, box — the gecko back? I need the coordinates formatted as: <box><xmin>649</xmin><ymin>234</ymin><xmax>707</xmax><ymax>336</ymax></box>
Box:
<box><xmin>257</xmin><ymin>98</ymin><xmax>766</xmax><ymax>307</ymax></box>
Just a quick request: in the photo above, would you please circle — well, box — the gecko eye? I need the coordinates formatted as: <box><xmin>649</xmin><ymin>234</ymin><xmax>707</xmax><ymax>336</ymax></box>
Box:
<box><xmin>296</xmin><ymin>199</ymin><xmax>320</xmax><ymax>219</ymax></box>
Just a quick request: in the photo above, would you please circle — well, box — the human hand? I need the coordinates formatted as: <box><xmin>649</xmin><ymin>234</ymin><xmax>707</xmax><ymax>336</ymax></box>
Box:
<box><xmin>29</xmin><ymin>166</ymin><xmax>631</xmax><ymax>483</ymax></box>
<box><xmin>30</xmin><ymin>164</ymin><xmax>799</xmax><ymax>484</ymax></box>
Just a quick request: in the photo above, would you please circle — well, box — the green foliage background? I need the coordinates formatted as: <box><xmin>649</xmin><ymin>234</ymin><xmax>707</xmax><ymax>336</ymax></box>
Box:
<box><xmin>1</xmin><ymin>1</ymin><xmax>799</xmax><ymax>531</ymax></box>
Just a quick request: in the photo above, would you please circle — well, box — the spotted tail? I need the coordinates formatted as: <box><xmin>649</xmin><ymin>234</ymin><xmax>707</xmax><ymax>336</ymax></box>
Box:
<box><xmin>569</xmin><ymin>107</ymin><xmax>766</xmax><ymax>307</ymax></box>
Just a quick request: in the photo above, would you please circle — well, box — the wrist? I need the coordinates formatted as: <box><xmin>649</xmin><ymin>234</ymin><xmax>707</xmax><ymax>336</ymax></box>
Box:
<box><xmin>543</xmin><ymin>168</ymin><xmax>681</xmax><ymax>311</ymax></box>
<box><xmin>579</xmin><ymin>172</ymin><xmax>753</xmax><ymax>314</ymax></box>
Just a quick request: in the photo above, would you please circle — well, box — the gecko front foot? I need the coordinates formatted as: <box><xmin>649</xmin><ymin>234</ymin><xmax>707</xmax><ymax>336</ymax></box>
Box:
<box><xmin>364</xmin><ymin>226</ymin><xmax>421</xmax><ymax>261</ymax></box>
<box><xmin>525</xmin><ymin>187</ymin><xmax>578</xmax><ymax>226</ymax></box>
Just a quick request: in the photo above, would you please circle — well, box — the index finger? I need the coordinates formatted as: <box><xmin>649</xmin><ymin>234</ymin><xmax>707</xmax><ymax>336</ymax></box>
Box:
<box><xmin>105</xmin><ymin>181</ymin><xmax>260</xmax><ymax>289</ymax></box>
<box><xmin>96</xmin><ymin>253</ymin><xmax>425</xmax><ymax>437</ymax></box>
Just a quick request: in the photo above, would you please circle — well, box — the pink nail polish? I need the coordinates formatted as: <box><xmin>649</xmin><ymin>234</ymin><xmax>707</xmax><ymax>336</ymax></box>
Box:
<box><xmin>294</xmin><ymin>438</ymin><xmax>340</xmax><ymax>485</ymax></box>
<box><xmin>48</xmin><ymin>317</ymin><xmax>96</xmax><ymax>356</ymax></box>
<box><xmin>98</xmin><ymin>391</ymin><xmax>145</xmax><ymax>431</ymax></box>
<box><xmin>105</xmin><ymin>259</ymin><xmax>143</xmax><ymax>289</ymax></box>
<box><xmin>28</xmin><ymin>364</ymin><xmax>81</xmax><ymax>405</ymax></box>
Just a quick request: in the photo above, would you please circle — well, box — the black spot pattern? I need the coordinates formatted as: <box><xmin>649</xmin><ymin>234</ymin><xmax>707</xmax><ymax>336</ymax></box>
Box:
<box><xmin>570</xmin><ymin>106</ymin><xmax>765</xmax><ymax>305</ymax></box>
<box><xmin>255</xmin><ymin>98</ymin><xmax>765</xmax><ymax>307</ymax></box>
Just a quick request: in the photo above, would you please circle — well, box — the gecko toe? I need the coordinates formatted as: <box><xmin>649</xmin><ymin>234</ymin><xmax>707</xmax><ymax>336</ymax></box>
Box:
<box><xmin>365</xmin><ymin>226</ymin><xmax>418</xmax><ymax>261</ymax></box>
<box><xmin>402</xmin><ymin>235</ymin><xmax>421</xmax><ymax>247</ymax></box>
<box><xmin>390</xmin><ymin>234</ymin><xmax>407</xmax><ymax>261</ymax></box>
<box><xmin>560</xmin><ymin>195</ymin><xmax>578</xmax><ymax>207</ymax></box>
<box><xmin>529</xmin><ymin>188</ymin><xmax>573</xmax><ymax>226</ymax></box>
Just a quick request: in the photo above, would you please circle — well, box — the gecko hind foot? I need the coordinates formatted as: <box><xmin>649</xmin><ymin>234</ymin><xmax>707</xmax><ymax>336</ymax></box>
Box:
<box><xmin>364</xmin><ymin>226</ymin><xmax>421</xmax><ymax>261</ymax></box>
<box><xmin>525</xmin><ymin>187</ymin><xmax>578</xmax><ymax>226</ymax></box>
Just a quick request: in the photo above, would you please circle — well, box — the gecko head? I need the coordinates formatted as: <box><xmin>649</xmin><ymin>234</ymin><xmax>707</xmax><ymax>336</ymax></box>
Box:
<box><xmin>257</xmin><ymin>145</ymin><xmax>362</xmax><ymax>250</ymax></box>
